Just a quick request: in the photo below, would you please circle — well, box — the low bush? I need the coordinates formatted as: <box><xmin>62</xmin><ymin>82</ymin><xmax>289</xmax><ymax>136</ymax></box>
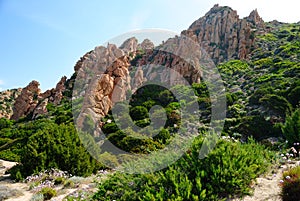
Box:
<box><xmin>39</xmin><ymin>187</ymin><xmax>57</xmax><ymax>200</ymax></box>
<box><xmin>9</xmin><ymin>123</ymin><xmax>103</xmax><ymax>180</ymax></box>
<box><xmin>280</xmin><ymin>166</ymin><xmax>300</xmax><ymax>201</ymax></box>
<box><xmin>282</xmin><ymin>109</ymin><xmax>300</xmax><ymax>146</ymax></box>
<box><xmin>93</xmin><ymin>137</ymin><xmax>275</xmax><ymax>200</ymax></box>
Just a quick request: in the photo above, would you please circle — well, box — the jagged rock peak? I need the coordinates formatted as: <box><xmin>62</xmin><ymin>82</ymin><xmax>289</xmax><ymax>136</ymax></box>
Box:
<box><xmin>182</xmin><ymin>4</ymin><xmax>266</xmax><ymax>63</ymax></box>
<box><xmin>119</xmin><ymin>37</ymin><xmax>138</xmax><ymax>53</ymax></box>
<box><xmin>10</xmin><ymin>77</ymin><xmax>68</xmax><ymax>120</ymax></box>
<box><xmin>137</xmin><ymin>39</ymin><xmax>155</xmax><ymax>50</ymax></box>
<box><xmin>11</xmin><ymin>80</ymin><xmax>41</xmax><ymax>120</ymax></box>
<box><xmin>247</xmin><ymin>9</ymin><xmax>264</xmax><ymax>28</ymax></box>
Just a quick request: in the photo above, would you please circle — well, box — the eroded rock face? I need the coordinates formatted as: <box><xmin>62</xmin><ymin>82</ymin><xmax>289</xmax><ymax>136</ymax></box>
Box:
<box><xmin>52</xmin><ymin>76</ymin><xmax>67</xmax><ymax>105</ymax></box>
<box><xmin>120</xmin><ymin>37</ymin><xmax>138</xmax><ymax>54</ymax></box>
<box><xmin>9</xmin><ymin>5</ymin><xmax>266</xmax><ymax>125</ymax></box>
<box><xmin>9</xmin><ymin>76</ymin><xmax>67</xmax><ymax>120</ymax></box>
<box><xmin>137</xmin><ymin>39</ymin><xmax>155</xmax><ymax>50</ymax></box>
<box><xmin>182</xmin><ymin>4</ymin><xmax>265</xmax><ymax>63</ymax></box>
<box><xmin>0</xmin><ymin>89</ymin><xmax>22</xmax><ymax>119</ymax></box>
<box><xmin>32</xmin><ymin>98</ymin><xmax>48</xmax><ymax>119</ymax></box>
<box><xmin>74</xmin><ymin>44</ymin><xmax>131</xmax><ymax>130</ymax></box>
<box><xmin>11</xmin><ymin>81</ymin><xmax>41</xmax><ymax>120</ymax></box>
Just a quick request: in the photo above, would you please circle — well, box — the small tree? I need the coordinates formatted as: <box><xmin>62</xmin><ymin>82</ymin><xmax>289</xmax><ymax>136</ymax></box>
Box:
<box><xmin>282</xmin><ymin>109</ymin><xmax>300</xmax><ymax>146</ymax></box>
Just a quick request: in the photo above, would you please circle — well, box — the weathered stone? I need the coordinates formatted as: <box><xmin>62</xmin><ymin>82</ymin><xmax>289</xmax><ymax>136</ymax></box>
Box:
<box><xmin>32</xmin><ymin>98</ymin><xmax>48</xmax><ymax>119</ymax></box>
<box><xmin>181</xmin><ymin>4</ymin><xmax>265</xmax><ymax>63</ymax></box>
<box><xmin>11</xmin><ymin>80</ymin><xmax>41</xmax><ymax>120</ymax></box>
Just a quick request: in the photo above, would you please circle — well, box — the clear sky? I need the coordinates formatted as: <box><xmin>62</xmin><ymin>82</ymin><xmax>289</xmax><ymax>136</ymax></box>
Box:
<box><xmin>0</xmin><ymin>0</ymin><xmax>299</xmax><ymax>92</ymax></box>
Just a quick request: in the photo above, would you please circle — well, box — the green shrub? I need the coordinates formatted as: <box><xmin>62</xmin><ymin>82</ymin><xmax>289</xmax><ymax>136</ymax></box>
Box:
<box><xmin>10</xmin><ymin>123</ymin><xmax>102</xmax><ymax>180</ymax></box>
<box><xmin>93</xmin><ymin>137</ymin><xmax>275</xmax><ymax>200</ymax></box>
<box><xmin>153</xmin><ymin>128</ymin><xmax>170</xmax><ymax>143</ymax></box>
<box><xmin>129</xmin><ymin>106</ymin><xmax>149</xmax><ymax>121</ymax></box>
<box><xmin>39</xmin><ymin>187</ymin><xmax>57</xmax><ymax>200</ymax></box>
<box><xmin>0</xmin><ymin>118</ymin><xmax>13</xmax><ymax>129</ymax></box>
<box><xmin>236</xmin><ymin>116</ymin><xmax>281</xmax><ymax>140</ymax></box>
<box><xmin>102</xmin><ymin>122</ymin><xmax>119</xmax><ymax>134</ymax></box>
<box><xmin>282</xmin><ymin>109</ymin><xmax>300</xmax><ymax>146</ymax></box>
<box><xmin>280</xmin><ymin>166</ymin><xmax>300</xmax><ymax>201</ymax></box>
<box><xmin>54</xmin><ymin>177</ymin><xmax>65</xmax><ymax>185</ymax></box>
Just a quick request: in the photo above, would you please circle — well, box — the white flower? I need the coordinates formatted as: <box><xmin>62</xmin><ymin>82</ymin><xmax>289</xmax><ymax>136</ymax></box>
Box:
<box><xmin>107</xmin><ymin>119</ymin><xmax>112</xmax><ymax>123</ymax></box>
<box><xmin>281</xmin><ymin>154</ymin><xmax>285</xmax><ymax>157</ymax></box>
<box><xmin>288</xmin><ymin>159</ymin><xmax>291</xmax><ymax>163</ymax></box>
<box><xmin>286</xmin><ymin>176</ymin><xmax>291</xmax><ymax>180</ymax></box>
<box><xmin>280</xmin><ymin>180</ymin><xmax>284</xmax><ymax>183</ymax></box>
<box><xmin>283</xmin><ymin>156</ymin><xmax>287</xmax><ymax>160</ymax></box>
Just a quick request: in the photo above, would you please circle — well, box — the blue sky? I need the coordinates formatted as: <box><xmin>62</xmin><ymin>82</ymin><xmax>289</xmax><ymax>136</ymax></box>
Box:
<box><xmin>0</xmin><ymin>0</ymin><xmax>299</xmax><ymax>92</ymax></box>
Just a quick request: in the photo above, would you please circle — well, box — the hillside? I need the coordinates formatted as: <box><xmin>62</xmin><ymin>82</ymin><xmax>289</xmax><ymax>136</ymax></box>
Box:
<box><xmin>0</xmin><ymin>4</ymin><xmax>299</xmax><ymax>201</ymax></box>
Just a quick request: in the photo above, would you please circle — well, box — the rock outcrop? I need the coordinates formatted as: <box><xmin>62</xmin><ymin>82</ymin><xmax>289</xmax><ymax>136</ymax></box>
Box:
<box><xmin>10</xmin><ymin>76</ymin><xmax>67</xmax><ymax>121</ymax></box>
<box><xmin>52</xmin><ymin>76</ymin><xmax>67</xmax><ymax>105</ymax></box>
<box><xmin>0</xmin><ymin>89</ymin><xmax>22</xmax><ymax>119</ymax></box>
<box><xmin>7</xmin><ymin>5</ymin><xmax>267</xmax><ymax>123</ymax></box>
<box><xmin>182</xmin><ymin>4</ymin><xmax>265</xmax><ymax>63</ymax></box>
<box><xmin>137</xmin><ymin>39</ymin><xmax>155</xmax><ymax>50</ymax></box>
<box><xmin>32</xmin><ymin>98</ymin><xmax>48</xmax><ymax>119</ymax></box>
<box><xmin>11</xmin><ymin>81</ymin><xmax>41</xmax><ymax>120</ymax></box>
<box><xmin>74</xmin><ymin>44</ymin><xmax>131</xmax><ymax>130</ymax></box>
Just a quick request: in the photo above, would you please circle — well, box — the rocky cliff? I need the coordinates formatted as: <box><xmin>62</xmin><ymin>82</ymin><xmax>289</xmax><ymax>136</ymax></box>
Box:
<box><xmin>182</xmin><ymin>4</ymin><xmax>265</xmax><ymax>63</ymax></box>
<box><xmin>6</xmin><ymin>5</ymin><xmax>268</xmax><ymax>122</ymax></box>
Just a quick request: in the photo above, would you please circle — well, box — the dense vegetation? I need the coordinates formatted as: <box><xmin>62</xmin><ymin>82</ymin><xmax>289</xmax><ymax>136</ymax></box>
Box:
<box><xmin>0</xmin><ymin>100</ymin><xmax>103</xmax><ymax>180</ymax></box>
<box><xmin>93</xmin><ymin>137</ymin><xmax>275</xmax><ymax>201</ymax></box>
<box><xmin>0</xmin><ymin>21</ymin><xmax>299</xmax><ymax>200</ymax></box>
<box><xmin>91</xmin><ymin>22</ymin><xmax>300</xmax><ymax>200</ymax></box>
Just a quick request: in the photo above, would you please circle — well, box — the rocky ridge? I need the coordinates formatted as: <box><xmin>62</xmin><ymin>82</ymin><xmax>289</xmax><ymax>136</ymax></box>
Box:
<box><xmin>10</xmin><ymin>76</ymin><xmax>67</xmax><ymax>121</ymax></box>
<box><xmin>7</xmin><ymin>5</ymin><xmax>267</xmax><ymax>122</ymax></box>
<box><xmin>182</xmin><ymin>4</ymin><xmax>265</xmax><ymax>63</ymax></box>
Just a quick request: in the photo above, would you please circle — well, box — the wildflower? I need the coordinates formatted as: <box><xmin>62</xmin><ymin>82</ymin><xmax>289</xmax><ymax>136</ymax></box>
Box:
<box><xmin>281</xmin><ymin>154</ymin><xmax>285</xmax><ymax>157</ymax></box>
<box><xmin>280</xmin><ymin>180</ymin><xmax>284</xmax><ymax>183</ymax></box>
<box><xmin>286</xmin><ymin>176</ymin><xmax>291</xmax><ymax>180</ymax></box>
<box><xmin>283</xmin><ymin>156</ymin><xmax>287</xmax><ymax>160</ymax></box>
<box><xmin>287</xmin><ymin>159</ymin><xmax>291</xmax><ymax>163</ymax></box>
<box><xmin>107</xmin><ymin>119</ymin><xmax>112</xmax><ymax>123</ymax></box>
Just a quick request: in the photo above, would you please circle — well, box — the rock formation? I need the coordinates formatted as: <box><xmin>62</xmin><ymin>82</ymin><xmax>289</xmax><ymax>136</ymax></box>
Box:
<box><xmin>52</xmin><ymin>76</ymin><xmax>67</xmax><ymax>105</ymax></box>
<box><xmin>11</xmin><ymin>81</ymin><xmax>41</xmax><ymax>120</ymax></box>
<box><xmin>10</xmin><ymin>76</ymin><xmax>67</xmax><ymax>120</ymax></box>
<box><xmin>32</xmin><ymin>98</ymin><xmax>48</xmax><ymax>119</ymax></box>
<box><xmin>6</xmin><ymin>5</ymin><xmax>268</xmax><ymax>123</ymax></box>
<box><xmin>182</xmin><ymin>4</ymin><xmax>265</xmax><ymax>63</ymax></box>
<box><xmin>0</xmin><ymin>89</ymin><xmax>22</xmax><ymax>119</ymax></box>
